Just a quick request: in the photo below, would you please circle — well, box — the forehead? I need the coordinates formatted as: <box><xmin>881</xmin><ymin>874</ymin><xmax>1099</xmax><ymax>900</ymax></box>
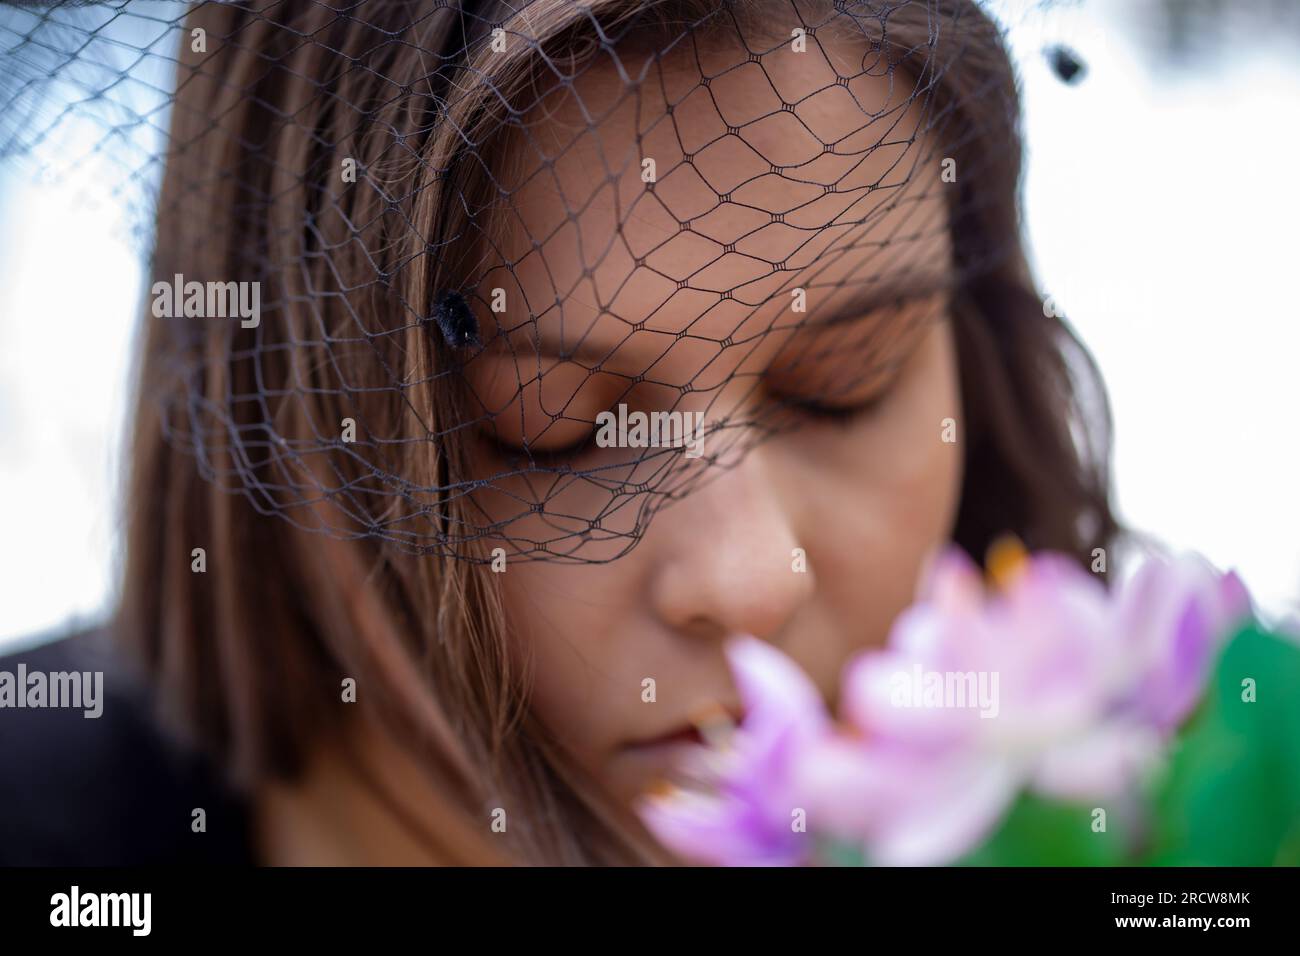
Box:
<box><xmin>478</xmin><ymin>22</ymin><xmax>952</xmax><ymax>360</ymax></box>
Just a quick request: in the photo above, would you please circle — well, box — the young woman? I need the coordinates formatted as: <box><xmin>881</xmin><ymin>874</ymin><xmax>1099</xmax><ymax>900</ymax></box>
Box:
<box><xmin>4</xmin><ymin>0</ymin><xmax>1117</xmax><ymax>865</ymax></box>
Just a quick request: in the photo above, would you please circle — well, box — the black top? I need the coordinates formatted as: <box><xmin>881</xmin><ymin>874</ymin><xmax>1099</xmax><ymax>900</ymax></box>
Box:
<box><xmin>0</xmin><ymin>630</ymin><xmax>254</xmax><ymax>865</ymax></box>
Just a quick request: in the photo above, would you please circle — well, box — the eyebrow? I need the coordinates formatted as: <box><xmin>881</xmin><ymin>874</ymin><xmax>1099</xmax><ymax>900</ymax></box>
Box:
<box><xmin>794</xmin><ymin>270</ymin><xmax>955</xmax><ymax>333</ymax></box>
<box><xmin>521</xmin><ymin>270</ymin><xmax>955</xmax><ymax>367</ymax></box>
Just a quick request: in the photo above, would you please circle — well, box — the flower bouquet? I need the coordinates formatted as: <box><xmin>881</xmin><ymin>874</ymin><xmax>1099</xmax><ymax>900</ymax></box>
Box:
<box><xmin>639</xmin><ymin>542</ymin><xmax>1300</xmax><ymax>866</ymax></box>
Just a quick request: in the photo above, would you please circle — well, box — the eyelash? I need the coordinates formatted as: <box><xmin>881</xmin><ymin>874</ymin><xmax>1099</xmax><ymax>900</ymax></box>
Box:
<box><xmin>528</xmin><ymin>432</ymin><xmax>600</xmax><ymax>465</ymax></box>
<box><xmin>774</xmin><ymin>381</ymin><xmax>895</xmax><ymax>426</ymax></box>
<box><xmin>482</xmin><ymin>423</ymin><xmax>599</xmax><ymax>467</ymax></box>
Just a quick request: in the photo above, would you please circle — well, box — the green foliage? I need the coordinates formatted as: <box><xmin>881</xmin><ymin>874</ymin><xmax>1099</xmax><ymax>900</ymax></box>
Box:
<box><xmin>953</xmin><ymin>623</ymin><xmax>1300</xmax><ymax>867</ymax></box>
<box><xmin>957</xmin><ymin>794</ymin><xmax>1133</xmax><ymax>866</ymax></box>
<box><xmin>1143</xmin><ymin>623</ymin><xmax>1300</xmax><ymax>865</ymax></box>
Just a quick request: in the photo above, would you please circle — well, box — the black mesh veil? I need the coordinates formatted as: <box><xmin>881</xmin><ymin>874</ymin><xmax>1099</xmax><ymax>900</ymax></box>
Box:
<box><xmin>1</xmin><ymin>0</ymin><xmax>1035</xmax><ymax>563</ymax></box>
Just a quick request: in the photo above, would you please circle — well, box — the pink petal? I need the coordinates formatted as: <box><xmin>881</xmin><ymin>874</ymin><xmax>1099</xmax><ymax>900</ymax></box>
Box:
<box><xmin>724</xmin><ymin>634</ymin><xmax>828</xmax><ymax>738</ymax></box>
<box><xmin>869</xmin><ymin>757</ymin><xmax>1021</xmax><ymax>866</ymax></box>
<box><xmin>1031</xmin><ymin>721</ymin><xmax>1163</xmax><ymax>800</ymax></box>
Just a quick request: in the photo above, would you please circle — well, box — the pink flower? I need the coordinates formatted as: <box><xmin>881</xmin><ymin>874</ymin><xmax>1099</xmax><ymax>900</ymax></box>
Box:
<box><xmin>640</xmin><ymin>545</ymin><xmax>1250</xmax><ymax>867</ymax></box>
<box><xmin>637</xmin><ymin>637</ymin><xmax>828</xmax><ymax>866</ymax></box>
<box><xmin>811</xmin><ymin>547</ymin><xmax>1251</xmax><ymax>865</ymax></box>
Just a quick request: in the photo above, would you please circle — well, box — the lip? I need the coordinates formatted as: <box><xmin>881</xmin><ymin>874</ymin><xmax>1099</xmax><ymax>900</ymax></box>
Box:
<box><xmin>618</xmin><ymin>726</ymin><xmax>714</xmax><ymax>792</ymax></box>
<box><xmin>615</xmin><ymin>704</ymin><xmax>745</xmax><ymax>796</ymax></box>
<box><xmin>630</xmin><ymin>724</ymin><xmax>708</xmax><ymax>750</ymax></box>
<box><xmin>625</xmin><ymin>702</ymin><xmax>746</xmax><ymax>752</ymax></box>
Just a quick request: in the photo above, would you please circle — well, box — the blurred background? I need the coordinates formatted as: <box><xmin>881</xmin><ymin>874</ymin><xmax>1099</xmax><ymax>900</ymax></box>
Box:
<box><xmin>1</xmin><ymin>0</ymin><xmax>1298</xmax><ymax>651</ymax></box>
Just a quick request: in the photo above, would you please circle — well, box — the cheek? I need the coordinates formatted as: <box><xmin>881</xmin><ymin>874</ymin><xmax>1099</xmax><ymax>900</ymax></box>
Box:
<box><xmin>776</xmin><ymin>320</ymin><xmax>964</xmax><ymax>696</ymax></box>
<box><xmin>498</xmin><ymin>565</ymin><xmax>589</xmax><ymax>722</ymax></box>
<box><xmin>496</xmin><ymin>562</ymin><xmax>636</xmax><ymax>773</ymax></box>
<box><xmin>852</xmin><ymin>320</ymin><xmax>965</xmax><ymax>556</ymax></box>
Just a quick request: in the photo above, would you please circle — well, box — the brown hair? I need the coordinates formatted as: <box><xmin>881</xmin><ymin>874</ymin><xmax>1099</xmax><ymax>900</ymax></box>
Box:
<box><xmin>119</xmin><ymin>0</ymin><xmax>1116</xmax><ymax>865</ymax></box>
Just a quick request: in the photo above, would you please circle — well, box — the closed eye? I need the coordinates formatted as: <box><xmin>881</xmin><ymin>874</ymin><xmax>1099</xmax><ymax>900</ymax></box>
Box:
<box><xmin>478</xmin><ymin>354</ymin><xmax>905</xmax><ymax>465</ymax></box>
<box><xmin>482</xmin><ymin>384</ymin><xmax>896</xmax><ymax>465</ymax></box>
<box><xmin>772</xmin><ymin>374</ymin><xmax>898</xmax><ymax>426</ymax></box>
<box><xmin>480</xmin><ymin>421</ymin><xmax>599</xmax><ymax>467</ymax></box>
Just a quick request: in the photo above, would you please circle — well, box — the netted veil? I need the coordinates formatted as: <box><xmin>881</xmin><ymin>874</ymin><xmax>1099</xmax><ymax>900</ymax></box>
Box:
<box><xmin>1</xmin><ymin>0</ymin><xmax>1061</xmax><ymax>563</ymax></box>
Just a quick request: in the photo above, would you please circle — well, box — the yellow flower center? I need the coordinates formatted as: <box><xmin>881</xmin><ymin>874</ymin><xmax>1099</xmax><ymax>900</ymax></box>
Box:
<box><xmin>986</xmin><ymin>535</ymin><xmax>1029</xmax><ymax>591</ymax></box>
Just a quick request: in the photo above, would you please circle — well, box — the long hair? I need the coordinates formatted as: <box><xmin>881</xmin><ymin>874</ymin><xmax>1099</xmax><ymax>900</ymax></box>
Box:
<box><xmin>119</xmin><ymin>0</ymin><xmax>1117</xmax><ymax>865</ymax></box>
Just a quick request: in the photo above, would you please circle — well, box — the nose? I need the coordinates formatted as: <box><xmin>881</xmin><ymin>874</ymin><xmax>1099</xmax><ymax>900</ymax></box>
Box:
<box><xmin>646</xmin><ymin>442</ymin><xmax>815</xmax><ymax>643</ymax></box>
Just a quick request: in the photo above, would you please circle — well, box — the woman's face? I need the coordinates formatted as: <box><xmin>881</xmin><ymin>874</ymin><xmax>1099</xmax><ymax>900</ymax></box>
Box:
<box><xmin>464</xmin><ymin>32</ymin><xmax>963</xmax><ymax>803</ymax></box>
